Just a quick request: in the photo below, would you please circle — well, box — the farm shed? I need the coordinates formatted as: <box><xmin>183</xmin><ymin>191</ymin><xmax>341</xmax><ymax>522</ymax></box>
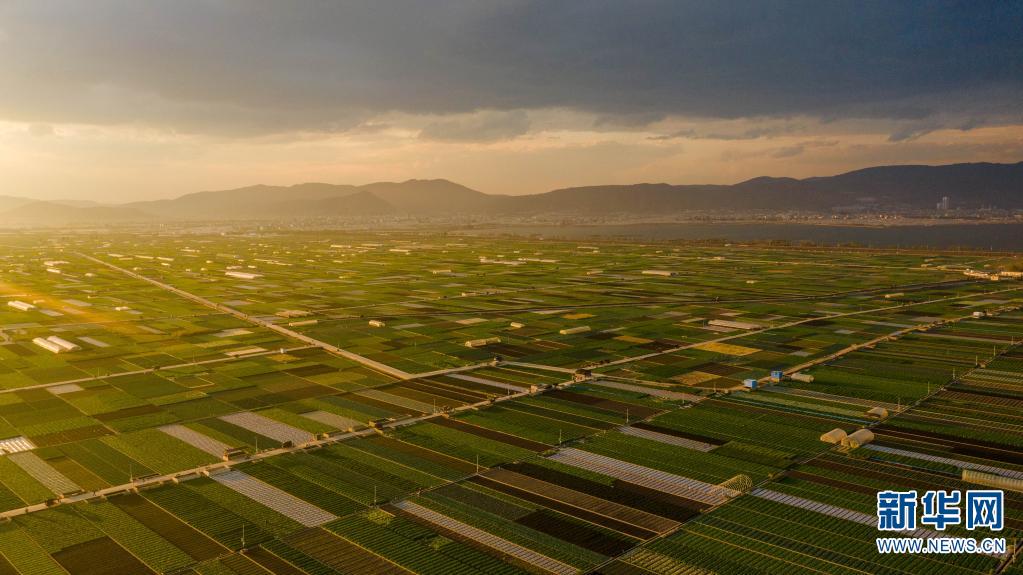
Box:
<box><xmin>465</xmin><ymin>337</ymin><xmax>501</xmax><ymax>348</ymax></box>
<box><xmin>820</xmin><ymin>428</ymin><xmax>847</xmax><ymax>444</ymax></box>
<box><xmin>573</xmin><ymin>368</ymin><xmax>592</xmax><ymax>382</ymax></box>
<box><xmin>47</xmin><ymin>336</ymin><xmax>81</xmax><ymax>352</ymax></box>
<box><xmin>865</xmin><ymin>406</ymin><xmax>889</xmax><ymax>419</ymax></box>
<box><xmin>962</xmin><ymin>469</ymin><xmax>1023</xmax><ymax>492</ymax></box>
<box><xmin>841</xmin><ymin>428</ymin><xmax>875</xmax><ymax>449</ymax></box>
<box><xmin>32</xmin><ymin>337</ymin><xmax>65</xmax><ymax>354</ymax></box>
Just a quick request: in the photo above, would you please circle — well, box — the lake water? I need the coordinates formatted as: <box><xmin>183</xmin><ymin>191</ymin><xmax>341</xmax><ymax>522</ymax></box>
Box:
<box><xmin>463</xmin><ymin>222</ymin><xmax>1023</xmax><ymax>251</ymax></box>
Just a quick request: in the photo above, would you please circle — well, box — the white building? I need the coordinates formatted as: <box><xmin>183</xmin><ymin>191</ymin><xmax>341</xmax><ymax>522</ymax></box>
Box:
<box><xmin>7</xmin><ymin>300</ymin><xmax>35</xmax><ymax>311</ymax></box>
<box><xmin>465</xmin><ymin>337</ymin><xmax>501</xmax><ymax>348</ymax></box>
<box><xmin>32</xmin><ymin>337</ymin><xmax>65</xmax><ymax>354</ymax></box>
<box><xmin>46</xmin><ymin>336</ymin><xmax>81</xmax><ymax>352</ymax></box>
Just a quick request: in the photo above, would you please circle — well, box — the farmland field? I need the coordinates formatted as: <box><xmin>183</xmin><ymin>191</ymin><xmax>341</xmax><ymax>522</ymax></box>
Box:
<box><xmin>1</xmin><ymin>230</ymin><xmax>1021</xmax><ymax>574</ymax></box>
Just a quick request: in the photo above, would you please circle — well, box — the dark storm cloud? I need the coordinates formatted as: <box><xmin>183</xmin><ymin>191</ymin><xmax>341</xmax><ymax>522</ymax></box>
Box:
<box><xmin>0</xmin><ymin>0</ymin><xmax>1019</xmax><ymax>135</ymax></box>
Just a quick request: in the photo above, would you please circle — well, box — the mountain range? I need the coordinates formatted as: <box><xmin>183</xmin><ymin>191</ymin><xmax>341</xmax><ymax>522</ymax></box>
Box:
<box><xmin>1</xmin><ymin>161</ymin><xmax>1020</xmax><ymax>224</ymax></box>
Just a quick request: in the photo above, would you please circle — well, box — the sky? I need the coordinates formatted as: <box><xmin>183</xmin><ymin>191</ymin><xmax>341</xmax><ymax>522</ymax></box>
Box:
<box><xmin>0</xmin><ymin>1</ymin><xmax>1021</xmax><ymax>202</ymax></box>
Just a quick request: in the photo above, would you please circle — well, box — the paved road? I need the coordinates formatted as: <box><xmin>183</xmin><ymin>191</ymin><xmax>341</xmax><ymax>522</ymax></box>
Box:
<box><xmin>79</xmin><ymin>253</ymin><xmax>415</xmax><ymax>380</ymax></box>
<box><xmin>0</xmin><ymin>345</ymin><xmax>316</xmax><ymax>396</ymax></box>
<box><xmin>305</xmin><ymin>278</ymin><xmax>986</xmax><ymax>321</ymax></box>
<box><xmin>0</xmin><ymin>373</ymin><xmax>572</xmax><ymax>521</ymax></box>
<box><xmin>591</xmin><ymin>284</ymin><xmax>1023</xmax><ymax>371</ymax></box>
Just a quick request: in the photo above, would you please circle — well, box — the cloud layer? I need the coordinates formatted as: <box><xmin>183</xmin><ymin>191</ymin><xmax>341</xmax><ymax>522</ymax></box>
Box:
<box><xmin>1</xmin><ymin>1</ymin><xmax>1020</xmax><ymax>135</ymax></box>
<box><xmin>0</xmin><ymin>1</ymin><xmax>1020</xmax><ymax>201</ymax></box>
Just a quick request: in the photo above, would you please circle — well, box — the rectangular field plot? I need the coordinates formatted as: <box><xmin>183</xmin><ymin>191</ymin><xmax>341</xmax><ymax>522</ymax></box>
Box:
<box><xmin>212</xmin><ymin>470</ymin><xmax>335</xmax><ymax>527</ymax></box>
<box><xmin>548</xmin><ymin>448</ymin><xmax>738</xmax><ymax>506</ymax></box>
<box><xmin>159</xmin><ymin>423</ymin><xmax>232</xmax><ymax>457</ymax></box>
<box><xmin>219</xmin><ymin>411</ymin><xmax>315</xmax><ymax>445</ymax></box>
<box><xmin>392</xmin><ymin>500</ymin><xmax>577</xmax><ymax>575</ymax></box>
<box><xmin>7</xmin><ymin>451</ymin><xmax>80</xmax><ymax>495</ymax></box>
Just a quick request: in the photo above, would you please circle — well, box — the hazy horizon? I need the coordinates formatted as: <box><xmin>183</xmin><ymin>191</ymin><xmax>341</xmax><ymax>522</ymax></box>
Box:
<box><xmin>9</xmin><ymin>158</ymin><xmax>1021</xmax><ymax>206</ymax></box>
<box><xmin>1</xmin><ymin>1</ymin><xmax>1021</xmax><ymax>203</ymax></box>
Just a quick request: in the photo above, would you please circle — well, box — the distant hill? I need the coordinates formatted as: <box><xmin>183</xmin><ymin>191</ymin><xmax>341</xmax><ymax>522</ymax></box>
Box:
<box><xmin>498</xmin><ymin>162</ymin><xmax>1023</xmax><ymax>214</ymax></box>
<box><xmin>0</xmin><ymin>201</ymin><xmax>151</xmax><ymax>225</ymax></box>
<box><xmin>265</xmin><ymin>190</ymin><xmax>396</xmax><ymax>217</ymax></box>
<box><xmin>49</xmin><ymin>199</ymin><xmax>107</xmax><ymax>208</ymax></box>
<box><xmin>0</xmin><ymin>195</ymin><xmax>34</xmax><ymax>213</ymax></box>
<box><xmin>122</xmin><ymin>179</ymin><xmax>488</xmax><ymax>219</ymax></box>
<box><xmin>2</xmin><ymin>161</ymin><xmax>1021</xmax><ymax>222</ymax></box>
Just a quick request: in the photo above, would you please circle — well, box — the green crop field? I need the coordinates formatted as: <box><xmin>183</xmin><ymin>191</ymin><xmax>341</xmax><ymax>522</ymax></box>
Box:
<box><xmin>0</xmin><ymin>230</ymin><xmax>1020</xmax><ymax>574</ymax></box>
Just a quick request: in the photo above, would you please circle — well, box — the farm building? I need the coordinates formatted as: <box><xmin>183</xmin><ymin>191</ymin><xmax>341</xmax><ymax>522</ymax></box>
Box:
<box><xmin>962</xmin><ymin>469</ymin><xmax>1023</xmax><ymax>492</ymax></box>
<box><xmin>46</xmin><ymin>336</ymin><xmax>81</xmax><ymax>352</ymax></box>
<box><xmin>820</xmin><ymin>428</ymin><xmax>847</xmax><ymax>444</ymax></box>
<box><xmin>841</xmin><ymin>428</ymin><xmax>875</xmax><ymax>448</ymax></box>
<box><xmin>465</xmin><ymin>337</ymin><xmax>501</xmax><ymax>348</ymax></box>
<box><xmin>7</xmin><ymin>300</ymin><xmax>35</xmax><ymax>311</ymax></box>
<box><xmin>641</xmin><ymin>270</ymin><xmax>676</xmax><ymax>277</ymax></box>
<box><xmin>865</xmin><ymin>406</ymin><xmax>889</xmax><ymax>419</ymax></box>
<box><xmin>368</xmin><ymin>320</ymin><xmax>386</xmax><ymax>328</ymax></box>
<box><xmin>225</xmin><ymin>270</ymin><xmax>261</xmax><ymax>280</ymax></box>
<box><xmin>743</xmin><ymin>378</ymin><xmax>758</xmax><ymax>390</ymax></box>
<box><xmin>790</xmin><ymin>372</ymin><xmax>814</xmax><ymax>383</ymax></box>
<box><xmin>509</xmin><ymin>322</ymin><xmax>525</xmax><ymax>329</ymax></box>
<box><xmin>964</xmin><ymin>269</ymin><xmax>1000</xmax><ymax>281</ymax></box>
<box><xmin>883</xmin><ymin>292</ymin><xmax>904</xmax><ymax>299</ymax></box>
<box><xmin>32</xmin><ymin>337</ymin><xmax>65</xmax><ymax>354</ymax></box>
<box><xmin>559</xmin><ymin>326</ymin><xmax>591</xmax><ymax>335</ymax></box>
